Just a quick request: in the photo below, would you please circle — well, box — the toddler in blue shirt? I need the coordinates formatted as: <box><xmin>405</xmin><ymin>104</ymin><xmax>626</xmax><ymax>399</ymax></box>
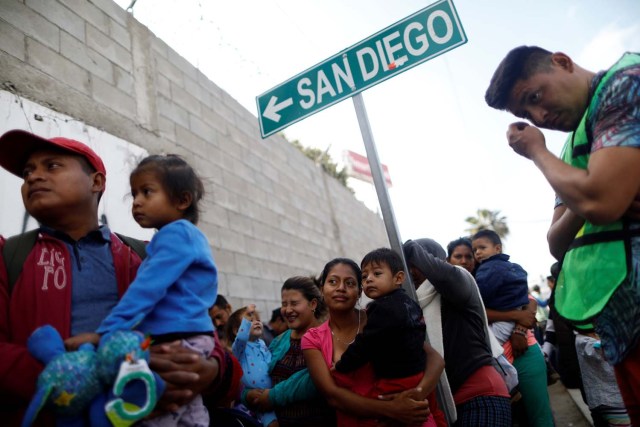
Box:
<box><xmin>228</xmin><ymin>305</ymin><xmax>277</xmax><ymax>427</ymax></box>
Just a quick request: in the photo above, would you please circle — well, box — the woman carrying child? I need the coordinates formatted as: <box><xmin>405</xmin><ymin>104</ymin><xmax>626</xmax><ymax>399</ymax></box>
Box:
<box><xmin>471</xmin><ymin>230</ymin><xmax>554</xmax><ymax>427</ymax></box>
<box><xmin>403</xmin><ymin>238</ymin><xmax>512</xmax><ymax>427</ymax></box>
<box><xmin>302</xmin><ymin>256</ymin><xmax>444</xmax><ymax>426</ymax></box>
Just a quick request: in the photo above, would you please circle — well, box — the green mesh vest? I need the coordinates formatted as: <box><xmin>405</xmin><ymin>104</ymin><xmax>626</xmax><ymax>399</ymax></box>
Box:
<box><xmin>556</xmin><ymin>52</ymin><xmax>640</xmax><ymax>324</ymax></box>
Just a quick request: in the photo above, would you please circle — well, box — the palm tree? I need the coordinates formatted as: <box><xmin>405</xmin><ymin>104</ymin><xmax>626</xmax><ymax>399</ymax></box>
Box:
<box><xmin>465</xmin><ymin>208</ymin><xmax>510</xmax><ymax>239</ymax></box>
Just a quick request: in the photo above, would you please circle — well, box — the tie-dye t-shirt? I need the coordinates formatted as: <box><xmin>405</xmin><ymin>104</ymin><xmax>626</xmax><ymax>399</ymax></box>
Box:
<box><xmin>556</xmin><ymin>59</ymin><xmax>640</xmax><ymax>364</ymax></box>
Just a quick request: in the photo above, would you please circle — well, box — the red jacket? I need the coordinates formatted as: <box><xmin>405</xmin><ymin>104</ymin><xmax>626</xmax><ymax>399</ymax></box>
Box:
<box><xmin>0</xmin><ymin>231</ymin><xmax>141</xmax><ymax>426</ymax></box>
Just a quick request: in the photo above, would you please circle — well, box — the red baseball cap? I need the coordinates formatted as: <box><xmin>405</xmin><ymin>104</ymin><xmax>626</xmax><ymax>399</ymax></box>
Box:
<box><xmin>0</xmin><ymin>129</ymin><xmax>106</xmax><ymax>178</ymax></box>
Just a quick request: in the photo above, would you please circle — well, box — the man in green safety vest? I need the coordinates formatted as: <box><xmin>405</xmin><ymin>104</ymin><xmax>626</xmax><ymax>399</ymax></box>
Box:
<box><xmin>484</xmin><ymin>46</ymin><xmax>640</xmax><ymax>424</ymax></box>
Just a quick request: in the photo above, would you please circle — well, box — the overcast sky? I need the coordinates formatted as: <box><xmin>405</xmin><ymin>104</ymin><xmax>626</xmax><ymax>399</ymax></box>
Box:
<box><xmin>114</xmin><ymin>0</ymin><xmax>640</xmax><ymax>284</ymax></box>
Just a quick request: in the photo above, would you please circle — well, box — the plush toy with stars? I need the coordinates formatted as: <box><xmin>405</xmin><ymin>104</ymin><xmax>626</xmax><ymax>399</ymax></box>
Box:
<box><xmin>21</xmin><ymin>325</ymin><xmax>165</xmax><ymax>427</ymax></box>
<box><xmin>21</xmin><ymin>325</ymin><xmax>102</xmax><ymax>427</ymax></box>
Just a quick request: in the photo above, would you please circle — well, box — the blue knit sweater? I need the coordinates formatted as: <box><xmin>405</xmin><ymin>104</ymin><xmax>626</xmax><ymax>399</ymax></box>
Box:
<box><xmin>98</xmin><ymin>219</ymin><xmax>217</xmax><ymax>336</ymax></box>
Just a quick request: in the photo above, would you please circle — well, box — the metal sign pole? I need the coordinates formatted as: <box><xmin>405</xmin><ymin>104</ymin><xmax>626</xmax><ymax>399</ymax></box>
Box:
<box><xmin>352</xmin><ymin>92</ymin><xmax>453</xmax><ymax>426</ymax></box>
<box><xmin>351</xmin><ymin>93</ymin><xmax>414</xmax><ymax>298</ymax></box>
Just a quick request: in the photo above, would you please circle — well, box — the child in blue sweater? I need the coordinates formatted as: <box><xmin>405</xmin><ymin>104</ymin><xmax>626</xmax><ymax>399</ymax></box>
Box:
<box><xmin>67</xmin><ymin>154</ymin><xmax>218</xmax><ymax>426</ymax></box>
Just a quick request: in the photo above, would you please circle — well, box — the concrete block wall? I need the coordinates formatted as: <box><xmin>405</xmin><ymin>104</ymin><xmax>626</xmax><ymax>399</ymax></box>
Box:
<box><xmin>0</xmin><ymin>0</ymin><xmax>388</xmax><ymax>312</ymax></box>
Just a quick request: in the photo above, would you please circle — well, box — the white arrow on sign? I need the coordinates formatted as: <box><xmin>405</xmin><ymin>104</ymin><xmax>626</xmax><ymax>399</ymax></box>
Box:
<box><xmin>263</xmin><ymin>96</ymin><xmax>293</xmax><ymax>122</ymax></box>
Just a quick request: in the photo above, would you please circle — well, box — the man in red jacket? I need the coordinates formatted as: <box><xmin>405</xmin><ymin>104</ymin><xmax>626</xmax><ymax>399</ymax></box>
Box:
<box><xmin>0</xmin><ymin>129</ymin><xmax>236</xmax><ymax>426</ymax></box>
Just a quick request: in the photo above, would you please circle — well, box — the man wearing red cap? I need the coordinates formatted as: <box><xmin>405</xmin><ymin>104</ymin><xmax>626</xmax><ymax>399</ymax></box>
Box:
<box><xmin>0</xmin><ymin>130</ymin><xmax>233</xmax><ymax>426</ymax></box>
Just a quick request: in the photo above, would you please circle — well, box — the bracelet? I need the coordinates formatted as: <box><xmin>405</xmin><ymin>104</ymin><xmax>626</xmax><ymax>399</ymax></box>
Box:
<box><xmin>514</xmin><ymin>326</ymin><xmax>528</xmax><ymax>336</ymax></box>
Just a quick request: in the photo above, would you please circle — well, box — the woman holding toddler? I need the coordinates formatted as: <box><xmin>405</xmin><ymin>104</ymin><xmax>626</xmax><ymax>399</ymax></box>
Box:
<box><xmin>303</xmin><ymin>257</ymin><xmax>445</xmax><ymax>426</ymax></box>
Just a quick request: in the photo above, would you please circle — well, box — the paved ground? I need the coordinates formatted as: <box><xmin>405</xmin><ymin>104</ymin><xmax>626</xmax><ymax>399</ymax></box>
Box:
<box><xmin>549</xmin><ymin>381</ymin><xmax>592</xmax><ymax>427</ymax></box>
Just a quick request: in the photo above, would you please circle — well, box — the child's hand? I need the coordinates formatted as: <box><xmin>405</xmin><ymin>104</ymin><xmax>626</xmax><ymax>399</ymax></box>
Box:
<box><xmin>514</xmin><ymin>310</ymin><xmax>536</xmax><ymax>329</ymax></box>
<box><xmin>247</xmin><ymin>388</ymin><xmax>273</xmax><ymax>411</ymax></box>
<box><xmin>244</xmin><ymin>304</ymin><xmax>257</xmax><ymax>321</ymax></box>
<box><xmin>252</xmin><ymin>388</ymin><xmax>273</xmax><ymax>412</ymax></box>
<box><xmin>246</xmin><ymin>388</ymin><xmax>263</xmax><ymax>406</ymax></box>
<box><xmin>64</xmin><ymin>332</ymin><xmax>100</xmax><ymax>351</ymax></box>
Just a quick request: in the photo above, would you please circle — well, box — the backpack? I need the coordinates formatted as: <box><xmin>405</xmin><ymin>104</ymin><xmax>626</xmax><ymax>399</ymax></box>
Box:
<box><xmin>2</xmin><ymin>229</ymin><xmax>147</xmax><ymax>295</ymax></box>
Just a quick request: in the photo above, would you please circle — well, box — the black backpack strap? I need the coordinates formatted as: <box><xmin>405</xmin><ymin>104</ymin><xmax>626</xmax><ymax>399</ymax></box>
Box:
<box><xmin>114</xmin><ymin>233</ymin><xmax>147</xmax><ymax>260</ymax></box>
<box><xmin>2</xmin><ymin>229</ymin><xmax>39</xmax><ymax>294</ymax></box>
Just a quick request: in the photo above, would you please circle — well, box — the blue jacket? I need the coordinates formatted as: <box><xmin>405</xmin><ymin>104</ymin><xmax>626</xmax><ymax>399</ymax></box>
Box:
<box><xmin>98</xmin><ymin>219</ymin><xmax>217</xmax><ymax>336</ymax></box>
<box><xmin>232</xmin><ymin>318</ymin><xmax>272</xmax><ymax>389</ymax></box>
<box><xmin>475</xmin><ymin>253</ymin><xmax>529</xmax><ymax>311</ymax></box>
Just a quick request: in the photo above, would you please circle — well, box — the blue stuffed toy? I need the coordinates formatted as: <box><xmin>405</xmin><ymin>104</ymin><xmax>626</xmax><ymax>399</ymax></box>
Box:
<box><xmin>22</xmin><ymin>325</ymin><xmax>165</xmax><ymax>427</ymax></box>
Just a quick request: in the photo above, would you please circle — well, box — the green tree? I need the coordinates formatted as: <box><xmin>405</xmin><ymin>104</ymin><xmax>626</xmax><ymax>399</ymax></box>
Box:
<box><xmin>465</xmin><ymin>208</ymin><xmax>510</xmax><ymax>239</ymax></box>
<box><xmin>290</xmin><ymin>140</ymin><xmax>351</xmax><ymax>190</ymax></box>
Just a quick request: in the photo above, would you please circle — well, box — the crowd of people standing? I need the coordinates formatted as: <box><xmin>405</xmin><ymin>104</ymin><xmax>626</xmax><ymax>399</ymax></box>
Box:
<box><xmin>1</xmin><ymin>41</ymin><xmax>638</xmax><ymax>427</ymax></box>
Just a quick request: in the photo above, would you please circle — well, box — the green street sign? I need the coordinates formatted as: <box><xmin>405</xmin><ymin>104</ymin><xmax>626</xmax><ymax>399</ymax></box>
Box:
<box><xmin>256</xmin><ymin>0</ymin><xmax>467</xmax><ymax>138</ymax></box>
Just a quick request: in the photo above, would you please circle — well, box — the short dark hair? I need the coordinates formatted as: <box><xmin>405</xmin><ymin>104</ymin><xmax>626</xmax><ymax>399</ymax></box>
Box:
<box><xmin>446</xmin><ymin>237</ymin><xmax>473</xmax><ymax>259</ymax></box>
<box><xmin>66</xmin><ymin>151</ymin><xmax>97</xmax><ymax>175</ymax></box>
<box><xmin>361</xmin><ymin>248</ymin><xmax>404</xmax><ymax>275</ymax></box>
<box><xmin>281</xmin><ymin>276</ymin><xmax>326</xmax><ymax>319</ymax></box>
<box><xmin>485</xmin><ymin>46</ymin><xmax>553</xmax><ymax>110</ymax></box>
<box><xmin>319</xmin><ymin>258</ymin><xmax>362</xmax><ymax>291</ymax></box>
<box><xmin>213</xmin><ymin>294</ymin><xmax>229</xmax><ymax>309</ymax></box>
<box><xmin>131</xmin><ymin>154</ymin><xmax>204</xmax><ymax>224</ymax></box>
<box><xmin>73</xmin><ymin>151</ymin><xmax>103</xmax><ymax>203</ymax></box>
<box><xmin>224</xmin><ymin>306</ymin><xmax>248</xmax><ymax>345</ymax></box>
<box><xmin>270</xmin><ymin>307</ymin><xmax>284</xmax><ymax>323</ymax></box>
<box><xmin>472</xmin><ymin>229</ymin><xmax>502</xmax><ymax>246</ymax></box>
